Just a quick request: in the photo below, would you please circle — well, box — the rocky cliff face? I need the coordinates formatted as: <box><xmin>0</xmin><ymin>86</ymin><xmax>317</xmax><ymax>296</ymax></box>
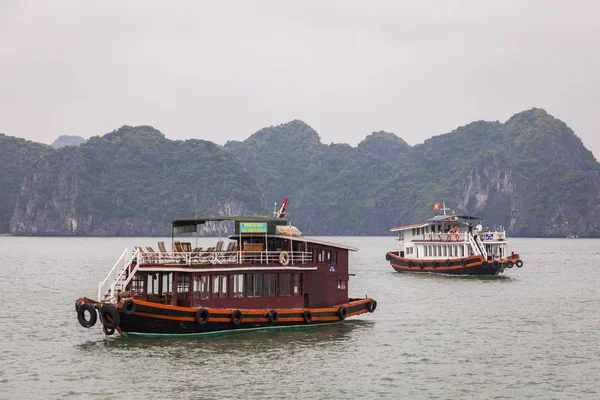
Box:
<box><xmin>10</xmin><ymin>126</ymin><xmax>265</xmax><ymax>236</ymax></box>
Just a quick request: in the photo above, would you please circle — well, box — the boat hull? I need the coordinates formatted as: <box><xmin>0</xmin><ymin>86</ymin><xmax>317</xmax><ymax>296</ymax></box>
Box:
<box><xmin>385</xmin><ymin>252</ymin><xmax>510</xmax><ymax>276</ymax></box>
<box><xmin>86</xmin><ymin>297</ymin><xmax>376</xmax><ymax>337</ymax></box>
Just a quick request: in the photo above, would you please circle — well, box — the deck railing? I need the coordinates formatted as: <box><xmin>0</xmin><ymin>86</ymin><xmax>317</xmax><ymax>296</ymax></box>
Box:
<box><xmin>420</xmin><ymin>231</ymin><xmax>506</xmax><ymax>242</ymax></box>
<box><xmin>135</xmin><ymin>250</ymin><xmax>313</xmax><ymax>266</ymax></box>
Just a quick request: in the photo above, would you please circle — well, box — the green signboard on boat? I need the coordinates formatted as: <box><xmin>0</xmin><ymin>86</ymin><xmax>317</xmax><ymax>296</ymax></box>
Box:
<box><xmin>239</xmin><ymin>222</ymin><xmax>268</xmax><ymax>233</ymax></box>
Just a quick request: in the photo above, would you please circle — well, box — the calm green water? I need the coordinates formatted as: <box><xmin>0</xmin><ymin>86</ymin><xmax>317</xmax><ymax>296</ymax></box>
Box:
<box><xmin>0</xmin><ymin>236</ymin><xmax>598</xmax><ymax>399</ymax></box>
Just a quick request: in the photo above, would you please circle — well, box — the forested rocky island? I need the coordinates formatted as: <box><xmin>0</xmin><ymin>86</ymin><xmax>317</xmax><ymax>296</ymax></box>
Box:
<box><xmin>2</xmin><ymin>108</ymin><xmax>599</xmax><ymax>237</ymax></box>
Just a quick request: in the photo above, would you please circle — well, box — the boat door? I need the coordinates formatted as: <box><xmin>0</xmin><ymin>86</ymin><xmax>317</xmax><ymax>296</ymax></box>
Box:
<box><xmin>304</xmin><ymin>293</ymin><xmax>309</xmax><ymax>308</ymax></box>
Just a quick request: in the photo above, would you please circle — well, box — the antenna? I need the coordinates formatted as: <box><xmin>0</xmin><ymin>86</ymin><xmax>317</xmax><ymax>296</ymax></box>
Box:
<box><xmin>440</xmin><ymin>202</ymin><xmax>450</xmax><ymax>216</ymax></box>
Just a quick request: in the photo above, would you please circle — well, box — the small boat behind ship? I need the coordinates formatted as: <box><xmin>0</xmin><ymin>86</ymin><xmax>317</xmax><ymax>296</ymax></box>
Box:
<box><xmin>385</xmin><ymin>203</ymin><xmax>524</xmax><ymax>276</ymax></box>
<box><xmin>75</xmin><ymin>199</ymin><xmax>377</xmax><ymax>337</ymax></box>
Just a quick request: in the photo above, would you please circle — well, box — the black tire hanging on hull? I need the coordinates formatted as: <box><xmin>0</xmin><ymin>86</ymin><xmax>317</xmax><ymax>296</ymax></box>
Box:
<box><xmin>77</xmin><ymin>303</ymin><xmax>97</xmax><ymax>328</ymax></box>
<box><xmin>367</xmin><ymin>300</ymin><xmax>377</xmax><ymax>313</ymax></box>
<box><xmin>100</xmin><ymin>305</ymin><xmax>120</xmax><ymax>330</ymax></box>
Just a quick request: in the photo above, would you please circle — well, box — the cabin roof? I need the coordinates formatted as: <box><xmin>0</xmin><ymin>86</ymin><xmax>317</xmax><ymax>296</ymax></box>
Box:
<box><xmin>390</xmin><ymin>214</ymin><xmax>481</xmax><ymax>231</ymax></box>
<box><xmin>172</xmin><ymin>216</ymin><xmax>288</xmax><ymax>233</ymax></box>
<box><xmin>428</xmin><ymin>214</ymin><xmax>480</xmax><ymax>222</ymax></box>
<box><xmin>229</xmin><ymin>233</ymin><xmax>358</xmax><ymax>251</ymax></box>
<box><xmin>390</xmin><ymin>223</ymin><xmax>428</xmax><ymax>232</ymax></box>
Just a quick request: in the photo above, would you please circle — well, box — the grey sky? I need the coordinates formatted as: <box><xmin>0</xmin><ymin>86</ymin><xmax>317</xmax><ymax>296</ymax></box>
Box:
<box><xmin>2</xmin><ymin>1</ymin><xmax>599</xmax><ymax>159</ymax></box>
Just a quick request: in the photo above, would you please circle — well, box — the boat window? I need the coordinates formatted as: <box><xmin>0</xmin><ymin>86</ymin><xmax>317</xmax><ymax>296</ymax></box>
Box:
<box><xmin>326</xmin><ymin>250</ymin><xmax>336</xmax><ymax>264</ymax></box>
<box><xmin>292</xmin><ymin>273</ymin><xmax>302</xmax><ymax>295</ymax></box>
<box><xmin>263</xmin><ymin>273</ymin><xmax>276</xmax><ymax>296</ymax></box>
<box><xmin>177</xmin><ymin>275</ymin><xmax>189</xmax><ymax>300</ymax></box>
<box><xmin>443</xmin><ymin>246</ymin><xmax>447</xmax><ymax>257</ymax></box>
<box><xmin>278</xmin><ymin>273</ymin><xmax>291</xmax><ymax>296</ymax></box>
<box><xmin>212</xmin><ymin>275</ymin><xmax>220</xmax><ymax>299</ymax></box>
<box><xmin>229</xmin><ymin>274</ymin><xmax>244</xmax><ymax>298</ymax></box>
<box><xmin>246</xmin><ymin>273</ymin><xmax>262</xmax><ymax>297</ymax></box>
<box><xmin>337</xmin><ymin>280</ymin><xmax>347</xmax><ymax>290</ymax></box>
<box><xmin>220</xmin><ymin>275</ymin><xmax>227</xmax><ymax>298</ymax></box>
<box><xmin>131</xmin><ymin>274</ymin><xmax>144</xmax><ymax>297</ymax></box>
<box><xmin>193</xmin><ymin>275</ymin><xmax>210</xmax><ymax>300</ymax></box>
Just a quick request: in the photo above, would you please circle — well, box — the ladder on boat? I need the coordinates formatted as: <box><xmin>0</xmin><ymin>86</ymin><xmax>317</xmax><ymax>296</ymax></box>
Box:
<box><xmin>97</xmin><ymin>248</ymin><xmax>141</xmax><ymax>304</ymax></box>
<box><xmin>467</xmin><ymin>234</ymin><xmax>488</xmax><ymax>260</ymax></box>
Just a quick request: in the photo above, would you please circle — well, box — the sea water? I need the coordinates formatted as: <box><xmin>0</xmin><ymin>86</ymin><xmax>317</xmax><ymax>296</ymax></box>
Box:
<box><xmin>0</xmin><ymin>236</ymin><xmax>598</xmax><ymax>399</ymax></box>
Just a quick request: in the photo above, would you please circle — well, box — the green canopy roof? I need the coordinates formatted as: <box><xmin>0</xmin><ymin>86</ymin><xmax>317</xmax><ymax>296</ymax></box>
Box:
<box><xmin>172</xmin><ymin>216</ymin><xmax>288</xmax><ymax>233</ymax></box>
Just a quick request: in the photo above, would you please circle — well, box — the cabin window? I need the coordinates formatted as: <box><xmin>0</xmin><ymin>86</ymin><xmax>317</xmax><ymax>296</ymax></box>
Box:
<box><xmin>412</xmin><ymin>228</ymin><xmax>416</xmax><ymax>235</ymax></box>
<box><xmin>437</xmin><ymin>245</ymin><xmax>442</xmax><ymax>256</ymax></box>
<box><xmin>263</xmin><ymin>273</ymin><xmax>276</xmax><ymax>296</ymax></box>
<box><xmin>193</xmin><ymin>275</ymin><xmax>210</xmax><ymax>300</ymax></box>
<box><xmin>229</xmin><ymin>274</ymin><xmax>244</xmax><ymax>298</ymax></box>
<box><xmin>278</xmin><ymin>273</ymin><xmax>291</xmax><ymax>296</ymax></box>
<box><xmin>177</xmin><ymin>275</ymin><xmax>189</xmax><ymax>300</ymax></box>
<box><xmin>212</xmin><ymin>275</ymin><xmax>220</xmax><ymax>299</ymax></box>
<box><xmin>326</xmin><ymin>250</ymin><xmax>337</xmax><ymax>264</ymax></box>
<box><xmin>337</xmin><ymin>280</ymin><xmax>347</xmax><ymax>290</ymax></box>
<box><xmin>131</xmin><ymin>275</ymin><xmax>144</xmax><ymax>296</ymax></box>
<box><xmin>220</xmin><ymin>275</ymin><xmax>227</xmax><ymax>298</ymax></box>
<box><xmin>318</xmin><ymin>250</ymin><xmax>327</xmax><ymax>264</ymax></box>
<box><xmin>292</xmin><ymin>273</ymin><xmax>302</xmax><ymax>295</ymax></box>
<box><xmin>247</xmin><ymin>273</ymin><xmax>262</xmax><ymax>297</ymax></box>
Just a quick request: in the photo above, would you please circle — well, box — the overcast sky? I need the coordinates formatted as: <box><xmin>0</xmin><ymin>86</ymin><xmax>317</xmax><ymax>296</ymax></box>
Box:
<box><xmin>2</xmin><ymin>1</ymin><xmax>599</xmax><ymax>159</ymax></box>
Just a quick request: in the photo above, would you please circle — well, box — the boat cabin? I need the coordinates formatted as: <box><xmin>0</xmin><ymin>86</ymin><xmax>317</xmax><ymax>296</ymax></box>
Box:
<box><xmin>391</xmin><ymin>214</ymin><xmax>508</xmax><ymax>261</ymax></box>
<box><xmin>101</xmin><ymin>216</ymin><xmax>357</xmax><ymax>310</ymax></box>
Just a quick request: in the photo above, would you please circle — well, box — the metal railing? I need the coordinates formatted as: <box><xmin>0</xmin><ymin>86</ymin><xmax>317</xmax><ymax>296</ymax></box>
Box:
<box><xmin>97</xmin><ymin>248</ymin><xmax>140</xmax><ymax>303</ymax></box>
<box><xmin>128</xmin><ymin>250</ymin><xmax>313</xmax><ymax>266</ymax></box>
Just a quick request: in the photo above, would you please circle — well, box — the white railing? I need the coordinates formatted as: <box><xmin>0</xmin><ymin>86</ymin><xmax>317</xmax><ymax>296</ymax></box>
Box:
<box><xmin>134</xmin><ymin>250</ymin><xmax>313</xmax><ymax>266</ymax></box>
<box><xmin>97</xmin><ymin>248</ymin><xmax>140</xmax><ymax>303</ymax></box>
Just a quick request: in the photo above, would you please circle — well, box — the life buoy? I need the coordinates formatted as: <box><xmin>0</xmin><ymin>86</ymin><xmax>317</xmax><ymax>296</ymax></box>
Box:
<box><xmin>460</xmin><ymin>258</ymin><xmax>466</xmax><ymax>266</ymax></box>
<box><xmin>279</xmin><ymin>251</ymin><xmax>290</xmax><ymax>266</ymax></box>
<box><xmin>195</xmin><ymin>308</ymin><xmax>209</xmax><ymax>325</ymax></box>
<box><xmin>367</xmin><ymin>300</ymin><xmax>377</xmax><ymax>313</ymax></box>
<box><xmin>123</xmin><ymin>299</ymin><xmax>136</xmax><ymax>315</ymax></box>
<box><xmin>492</xmin><ymin>260</ymin><xmax>499</xmax><ymax>268</ymax></box>
<box><xmin>231</xmin><ymin>309</ymin><xmax>243</xmax><ymax>326</ymax></box>
<box><xmin>268</xmin><ymin>310</ymin><xmax>278</xmax><ymax>325</ymax></box>
<box><xmin>385</xmin><ymin>254</ymin><xmax>391</xmax><ymax>261</ymax></box>
<box><xmin>337</xmin><ymin>306</ymin><xmax>347</xmax><ymax>320</ymax></box>
<box><xmin>507</xmin><ymin>260</ymin><xmax>514</xmax><ymax>268</ymax></box>
<box><xmin>77</xmin><ymin>303</ymin><xmax>97</xmax><ymax>328</ymax></box>
<box><xmin>102</xmin><ymin>325</ymin><xmax>115</xmax><ymax>336</ymax></box>
<box><xmin>303</xmin><ymin>309</ymin><xmax>312</xmax><ymax>323</ymax></box>
<box><xmin>481</xmin><ymin>260</ymin><xmax>489</xmax><ymax>267</ymax></box>
<box><xmin>516</xmin><ymin>260</ymin><xmax>523</xmax><ymax>268</ymax></box>
<box><xmin>100</xmin><ymin>305</ymin><xmax>120</xmax><ymax>330</ymax></box>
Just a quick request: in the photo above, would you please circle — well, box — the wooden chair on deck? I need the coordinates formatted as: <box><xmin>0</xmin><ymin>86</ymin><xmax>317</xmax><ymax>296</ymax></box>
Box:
<box><xmin>157</xmin><ymin>241</ymin><xmax>168</xmax><ymax>254</ymax></box>
<box><xmin>173</xmin><ymin>241</ymin><xmax>185</xmax><ymax>253</ymax></box>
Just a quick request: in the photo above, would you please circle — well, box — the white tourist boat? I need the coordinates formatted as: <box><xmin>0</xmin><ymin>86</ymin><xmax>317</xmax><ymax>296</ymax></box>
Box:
<box><xmin>385</xmin><ymin>203</ymin><xmax>524</xmax><ymax>275</ymax></box>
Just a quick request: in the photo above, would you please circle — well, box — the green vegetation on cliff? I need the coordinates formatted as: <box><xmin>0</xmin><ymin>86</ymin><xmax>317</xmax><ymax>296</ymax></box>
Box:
<box><xmin>0</xmin><ymin>134</ymin><xmax>54</xmax><ymax>233</ymax></box>
<box><xmin>225</xmin><ymin>109</ymin><xmax>600</xmax><ymax>236</ymax></box>
<box><xmin>10</xmin><ymin>126</ymin><xmax>266</xmax><ymax>235</ymax></box>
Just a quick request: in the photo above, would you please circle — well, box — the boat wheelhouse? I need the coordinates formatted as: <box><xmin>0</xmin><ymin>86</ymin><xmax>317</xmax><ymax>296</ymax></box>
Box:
<box><xmin>76</xmin><ymin>209</ymin><xmax>377</xmax><ymax>337</ymax></box>
<box><xmin>385</xmin><ymin>205</ymin><xmax>524</xmax><ymax>276</ymax></box>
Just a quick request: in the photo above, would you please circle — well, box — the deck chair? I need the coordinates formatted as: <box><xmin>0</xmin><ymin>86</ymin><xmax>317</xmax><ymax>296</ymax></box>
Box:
<box><xmin>173</xmin><ymin>241</ymin><xmax>185</xmax><ymax>253</ymax></box>
<box><xmin>181</xmin><ymin>242</ymin><xmax>192</xmax><ymax>252</ymax></box>
<box><xmin>157</xmin><ymin>241</ymin><xmax>168</xmax><ymax>254</ymax></box>
<box><xmin>215</xmin><ymin>240</ymin><xmax>224</xmax><ymax>253</ymax></box>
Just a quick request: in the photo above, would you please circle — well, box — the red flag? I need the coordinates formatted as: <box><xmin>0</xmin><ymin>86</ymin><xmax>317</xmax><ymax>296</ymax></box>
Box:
<box><xmin>278</xmin><ymin>197</ymin><xmax>288</xmax><ymax>218</ymax></box>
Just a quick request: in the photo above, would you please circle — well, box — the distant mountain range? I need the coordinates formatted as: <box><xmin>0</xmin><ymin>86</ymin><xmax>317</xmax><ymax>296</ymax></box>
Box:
<box><xmin>2</xmin><ymin>108</ymin><xmax>599</xmax><ymax>236</ymax></box>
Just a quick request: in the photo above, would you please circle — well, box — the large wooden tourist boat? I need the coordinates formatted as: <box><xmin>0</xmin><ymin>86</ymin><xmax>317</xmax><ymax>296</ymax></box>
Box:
<box><xmin>75</xmin><ymin>200</ymin><xmax>377</xmax><ymax>337</ymax></box>
<box><xmin>385</xmin><ymin>203</ymin><xmax>524</xmax><ymax>276</ymax></box>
